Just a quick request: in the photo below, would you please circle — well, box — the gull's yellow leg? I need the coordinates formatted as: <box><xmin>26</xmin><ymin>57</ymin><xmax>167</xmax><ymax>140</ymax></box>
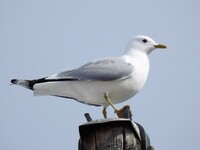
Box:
<box><xmin>103</xmin><ymin>94</ymin><xmax>132</xmax><ymax>119</ymax></box>
<box><xmin>104</xmin><ymin>93</ymin><xmax>119</xmax><ymax>113</ymax></box>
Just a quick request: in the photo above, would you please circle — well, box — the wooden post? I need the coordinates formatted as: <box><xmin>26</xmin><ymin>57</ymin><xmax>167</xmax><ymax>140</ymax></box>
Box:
<box><xmin>79</xmin><ymin>119</ymin><xmax>140</xmax><ymax>150</ymax></box>
<box><xmin>78</xmin><ymin>106</ymin><xmax>154</xmax><ymax>150</ymax></box>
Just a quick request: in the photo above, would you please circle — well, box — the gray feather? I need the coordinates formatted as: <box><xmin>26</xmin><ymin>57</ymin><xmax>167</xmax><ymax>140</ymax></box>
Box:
<box><xmin>57</xmin><ymin>57</ymin><xmax>134</xmax><ymax>81</ymax></box>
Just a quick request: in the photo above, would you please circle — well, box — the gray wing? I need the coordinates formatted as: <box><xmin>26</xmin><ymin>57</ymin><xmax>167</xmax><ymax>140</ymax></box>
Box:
<box><xmin>56</xmin><ymin>57</ymin><xmax>134</xmax><ymax>81</ymax></box>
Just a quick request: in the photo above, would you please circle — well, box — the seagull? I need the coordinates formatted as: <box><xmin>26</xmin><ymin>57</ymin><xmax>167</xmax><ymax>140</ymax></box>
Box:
<box><xmin>11</xmin><ymin>35</ymin><xmax>167</xmax><ymax>118</ymax></box>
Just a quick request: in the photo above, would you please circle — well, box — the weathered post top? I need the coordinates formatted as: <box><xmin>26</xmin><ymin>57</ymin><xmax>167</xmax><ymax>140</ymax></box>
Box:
<box><xmin>79</xmin><ymin>118</ymin><xmax>144</xmax><ymax>150</ymax></box>
<box><xmin>78</xmin><ymin>106</ymin><xmax>154</xmax><ymax>150</ymax></box>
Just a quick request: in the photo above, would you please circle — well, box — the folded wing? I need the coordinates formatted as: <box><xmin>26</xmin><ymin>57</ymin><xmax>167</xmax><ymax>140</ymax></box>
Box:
<box><xmin>51</xmin><ymin>57</ymin><xmax>134</xmax><ymax>81</ymax></box>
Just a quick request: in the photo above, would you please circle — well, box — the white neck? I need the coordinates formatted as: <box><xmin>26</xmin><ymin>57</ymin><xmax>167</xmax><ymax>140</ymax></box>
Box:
<box><xmin>123</xmin><ymin>48</ymin><xmax>149</xmax><ymax>64</ymax></box>
<box><xmin>122</xmin><ymin>49</ymin><xmax>150</xmax><ymax>90</ymax></box>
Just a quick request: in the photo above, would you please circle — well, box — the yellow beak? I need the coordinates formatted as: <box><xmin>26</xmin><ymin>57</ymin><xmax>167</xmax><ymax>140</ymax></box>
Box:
<box><xmin>155</xmin><ymin>44</ymin><xmax>167</xmax><ymax>49</ymax></box>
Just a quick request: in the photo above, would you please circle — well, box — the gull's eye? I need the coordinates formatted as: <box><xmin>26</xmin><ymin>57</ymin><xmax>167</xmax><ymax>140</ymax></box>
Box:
<box><xmin>143</xmin><ymin>39</ymin><xmax>147</xmax><ymax>43</ymax></box>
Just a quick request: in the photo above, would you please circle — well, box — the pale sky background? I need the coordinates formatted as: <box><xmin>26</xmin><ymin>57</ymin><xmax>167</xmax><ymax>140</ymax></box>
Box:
<box><xmin>1</xmin><ymin>0</ymin><xmax>200</xmax><ymax>150</ymax></box>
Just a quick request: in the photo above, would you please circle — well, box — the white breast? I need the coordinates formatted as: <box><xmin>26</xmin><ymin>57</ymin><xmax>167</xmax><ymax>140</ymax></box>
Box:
<box><xmin>122</xmin><ymin>51</ymin><xmax>150</xmax><ymax>93</ymax></box>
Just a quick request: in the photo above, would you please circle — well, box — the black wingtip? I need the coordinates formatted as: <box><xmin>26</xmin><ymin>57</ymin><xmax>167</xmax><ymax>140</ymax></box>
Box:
<box><xmin>11</xmin><ymin>79</ymin><xmax>18</xmax><ymax>84</ymax></box>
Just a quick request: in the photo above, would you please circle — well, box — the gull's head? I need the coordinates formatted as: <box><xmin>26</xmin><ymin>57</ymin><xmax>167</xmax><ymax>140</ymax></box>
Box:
<box><xmin>126</xmin><ymin>35</ymin><xmax>167</xmax><ymax>55</ymax></box>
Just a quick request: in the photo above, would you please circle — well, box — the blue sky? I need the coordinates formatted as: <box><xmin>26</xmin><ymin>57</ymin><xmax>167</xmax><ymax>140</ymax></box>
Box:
<box><xmin>1</xmin><ymin>0</ymin><xmax>200</xmax><ymax>149</ymax></box>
